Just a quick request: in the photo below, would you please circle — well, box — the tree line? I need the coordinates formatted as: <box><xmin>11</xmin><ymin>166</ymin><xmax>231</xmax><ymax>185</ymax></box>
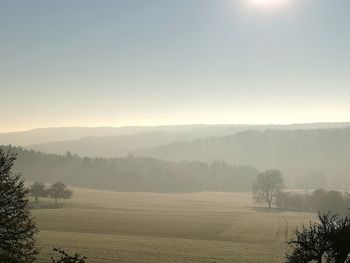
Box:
<box><xmin>276</xmin><ymin>189</ymin><xmax>350</xmax><ymax>216</ymax></box>
<box><xmin>1</xmin><ymin>145</ymin><xmax>259</xmax><ymax>193</ymax></box>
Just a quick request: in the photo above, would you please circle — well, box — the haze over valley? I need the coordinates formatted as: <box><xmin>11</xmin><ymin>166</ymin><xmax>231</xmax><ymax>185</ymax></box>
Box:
<box><xmin>1</xmin><ymin>0</ymin><xmax>350</xmax><ymax>262</ymax></box>
<box><xmin>1</xmin><ymin>122</ymin><xmax>350</xmax><ymax>190</ymax></box>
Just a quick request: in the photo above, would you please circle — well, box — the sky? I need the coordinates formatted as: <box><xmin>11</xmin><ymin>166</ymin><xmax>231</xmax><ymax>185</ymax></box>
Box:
<box><xmin>1</xmin><ymin>0</ymin><xmax>350</xmax><ymax>132</ymax></box>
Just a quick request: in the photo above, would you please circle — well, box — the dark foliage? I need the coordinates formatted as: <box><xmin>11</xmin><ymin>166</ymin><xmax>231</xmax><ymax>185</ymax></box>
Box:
<box><xmin>47</xmin><ymin>182</ymin><xmax>72</xmax><ymax>205</ymax></box>
<box><xmin>50</xmin><ymin>247</ymin><xmax>86</xmax><ymax>263</ymax></box>
<box><xmin>286</xmin><ymin>212</ymin><xmax>350</xmax><ymax>263</ymax></box>
<box><xmin>0</xmin><ymin>149</ymin><xmax>38</xmax><ymax>262</ymax></box>
<box><xmin>30</xmin><ymin>182</ymin><xmax>48</xmax><ymax>203</ymax></box>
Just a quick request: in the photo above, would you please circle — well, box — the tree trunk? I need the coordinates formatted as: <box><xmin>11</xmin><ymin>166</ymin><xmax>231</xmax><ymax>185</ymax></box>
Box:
<box><xmin>35</xmin><ymin>196</ymin><xmax>39</xmax><ymax>203</ymax></box>
<box><xmin>267</xmin><ymin>199</ymin><xmax>272</xmax><ymax>209</ymax></box>
<box><xmin>55</xmin><ymin>198</ymin><xmax>58</xmax><ymax>205</ymax></box>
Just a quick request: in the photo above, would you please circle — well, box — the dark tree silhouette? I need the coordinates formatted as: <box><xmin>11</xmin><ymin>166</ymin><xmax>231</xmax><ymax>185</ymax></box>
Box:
<box><xmin>286</xmin><ymin>221</ymin><xmax>328</xmax><ymax>263</ymax></box>
<box><xmin>0</xmin><ymin>149</ymin><xmax>38</xmax><ymax>262</ymax></box>
<box><xmin>325</xmin><ymin>214</ymin><xmax>350</xmax><ymax>263</ymax></box>
<box><xmin>50</xmin><ymin>247</ymin><xmax>86</xmax><ymax>263</ymax></box>
<box><xmin>48</xmin><ymin>182</ymin><xmax>72</xmax><ymax>205</ymax></box>
<box><xmin>30</xmin><ymin>182</ymin><xmax>48</xmax><ymax>203</ymax></box>
<box><xmin>253</xmin><ymin>169</ymin><xmax>283</xmax><ymax>208</ymax></box>
<box><xmin>286</xmin><ymin>212</ymin><xmax>350</xmax><ymax>263</ymax></box>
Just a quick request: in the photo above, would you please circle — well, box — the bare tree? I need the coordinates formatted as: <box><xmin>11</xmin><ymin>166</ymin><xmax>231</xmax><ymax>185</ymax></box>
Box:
<box><xmin>252</xmin><ymin>169</ymin><xmax>283</xmax><ymax>208</ymax></box>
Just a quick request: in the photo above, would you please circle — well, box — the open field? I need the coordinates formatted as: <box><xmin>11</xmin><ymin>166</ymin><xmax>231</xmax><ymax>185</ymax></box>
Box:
<box><xmin>33</xmin><ymin>189</ymin><xmax>315</xmax><ymax>262</ymax></box>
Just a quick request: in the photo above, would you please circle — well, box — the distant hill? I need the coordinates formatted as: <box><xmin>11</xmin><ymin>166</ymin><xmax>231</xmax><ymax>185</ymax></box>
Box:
<box><xmin>0</xmin><ymin>145</ymin><xmax>258</xmax><ymax>193</ymax></box>
<box><xmin>0</xmin><ymin>126</ymin><xmax>206</xmax><ymax>146</ymax></box>
<box><xmin>142</xmin><ymin>128</ymin><xmax>350</xmax><ymax>189</ymax></box>
<box><xmin>27</xmin><ymin>131</ymin><xmax>200</xmax><ymax>158</ymax></box>
<box><xmin>14</xmin><ymin>122</ymin><xmax>350</xmax><ymax>158</ymax></box>
<box><xmin>2</xmin><ymin>122</ymin><xmax>350</xmax><ymax>147</ymax></box>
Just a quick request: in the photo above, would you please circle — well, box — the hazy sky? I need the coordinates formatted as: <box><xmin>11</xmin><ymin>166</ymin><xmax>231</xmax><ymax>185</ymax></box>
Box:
<box><xmin>1</xmin><ymin>0</ymin><xmax>349</xmax><ymax>132</ymax></box>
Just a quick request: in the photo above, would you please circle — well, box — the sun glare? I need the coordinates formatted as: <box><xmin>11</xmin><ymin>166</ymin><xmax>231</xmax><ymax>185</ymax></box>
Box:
<box><xmin>247</xmin><ymin>0</ymin><xmax>291</xmax><ymax>9</ymax></box>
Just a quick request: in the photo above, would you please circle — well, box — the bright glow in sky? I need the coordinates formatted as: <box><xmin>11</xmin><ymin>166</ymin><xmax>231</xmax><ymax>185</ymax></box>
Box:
<box><xmin>0</xmin><ymin>0</ymin><xmax>350</xmax><ymax>132</ymax></box>
<box><xmin>247</xmin><ymin>0</ymin><xmax>292</xmax><ymax>9</ymax></box>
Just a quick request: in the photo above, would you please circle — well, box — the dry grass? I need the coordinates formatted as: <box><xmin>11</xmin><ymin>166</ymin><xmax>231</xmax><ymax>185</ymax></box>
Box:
<box><xmin>33</xmin><ymin>189</ymin><xmax>314</xmax><ymax>262</ymax></box>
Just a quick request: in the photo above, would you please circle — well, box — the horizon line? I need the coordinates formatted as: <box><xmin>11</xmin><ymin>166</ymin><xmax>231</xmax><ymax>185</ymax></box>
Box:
<box><xmin>1</xmin><ymin>121</ymin><xmax>350</xmax><ymax>134</ymax></box>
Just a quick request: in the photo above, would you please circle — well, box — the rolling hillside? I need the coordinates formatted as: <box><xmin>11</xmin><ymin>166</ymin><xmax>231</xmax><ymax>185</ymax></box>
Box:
<box><xmin>2</xmin><ymin>122</ymin><xmax>349</xmax><ymax>148</ymax></box>
<box><xmin>142</xmin><ymin>128</ymin><xmax>350</xmax><ymax>188</ymax></box>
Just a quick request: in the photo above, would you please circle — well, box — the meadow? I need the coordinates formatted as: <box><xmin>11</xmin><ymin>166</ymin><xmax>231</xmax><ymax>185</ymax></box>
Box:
<box><xmin>33</xmin><ymin>189</ymin><xmax>314</xmax><ymax>262</ymax></box>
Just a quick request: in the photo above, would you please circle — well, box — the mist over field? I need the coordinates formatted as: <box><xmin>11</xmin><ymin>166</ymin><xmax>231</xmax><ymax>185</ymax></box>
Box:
<box><xmin>1</xmin><ymin>0</ymin><xmax>350</xmax><ymax>262</ymax></box>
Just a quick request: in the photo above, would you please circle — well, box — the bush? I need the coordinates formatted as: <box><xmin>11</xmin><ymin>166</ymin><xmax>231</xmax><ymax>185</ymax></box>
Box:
<box><xmin>50</xmin><ymin>247</ymin><xmax>86</xmax><ymax>263</ymax></box>
<box><xmin>276</xmin><ymin>189</ymin><xmax>350</xmax><ymax>215</ymax></box>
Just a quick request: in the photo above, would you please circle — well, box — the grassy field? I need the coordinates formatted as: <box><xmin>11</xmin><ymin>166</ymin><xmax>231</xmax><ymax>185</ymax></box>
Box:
<box><xmin>33</xmin><ymin>189</ymin><xmax>315</xmax><ymax>262</ymax></box>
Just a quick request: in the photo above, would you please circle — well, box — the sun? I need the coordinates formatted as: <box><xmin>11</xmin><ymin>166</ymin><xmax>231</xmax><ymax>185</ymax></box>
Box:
<box><xmin>247</xmin><ymin>0</ymin><xmax>291</xmax><ymax>9</ymax></box>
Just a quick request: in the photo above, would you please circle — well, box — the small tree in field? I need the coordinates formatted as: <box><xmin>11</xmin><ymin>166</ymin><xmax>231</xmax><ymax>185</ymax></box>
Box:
<box><xmin>0</xmin><ymin>149</ymin><xmax>38</xmax><ymax>262</ymax></box>
<box><xmin>30</xmin><ymin>182</ymin><xmax>48</xmax><ymax>203</ymax></box>
<box><xmin>253</xmin><ymin>169</ymin><xmax>284</xmax><ymax>209</ymax></box>
<box><xmin>48</xmin><ymin>182</ymin><xmax>72</xmax><ymax>205</ymax></box>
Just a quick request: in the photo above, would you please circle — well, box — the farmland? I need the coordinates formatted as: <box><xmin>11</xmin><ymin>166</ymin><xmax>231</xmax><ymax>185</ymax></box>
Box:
<box><xmin>33</xmin><ymin>189</ymin><xmax>314</xmax><ymax>262</ymax></box>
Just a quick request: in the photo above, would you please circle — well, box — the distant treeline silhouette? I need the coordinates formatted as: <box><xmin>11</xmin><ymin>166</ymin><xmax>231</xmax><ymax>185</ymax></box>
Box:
<box><xmin>276</xmin><ymin>189</ymin><xmax>350</xmax><ymax>215</ymax></box>
<box><xmin>1</xmin><ymin>145</ymin><xmax>258</xmax><ymax>193</ymax></box>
